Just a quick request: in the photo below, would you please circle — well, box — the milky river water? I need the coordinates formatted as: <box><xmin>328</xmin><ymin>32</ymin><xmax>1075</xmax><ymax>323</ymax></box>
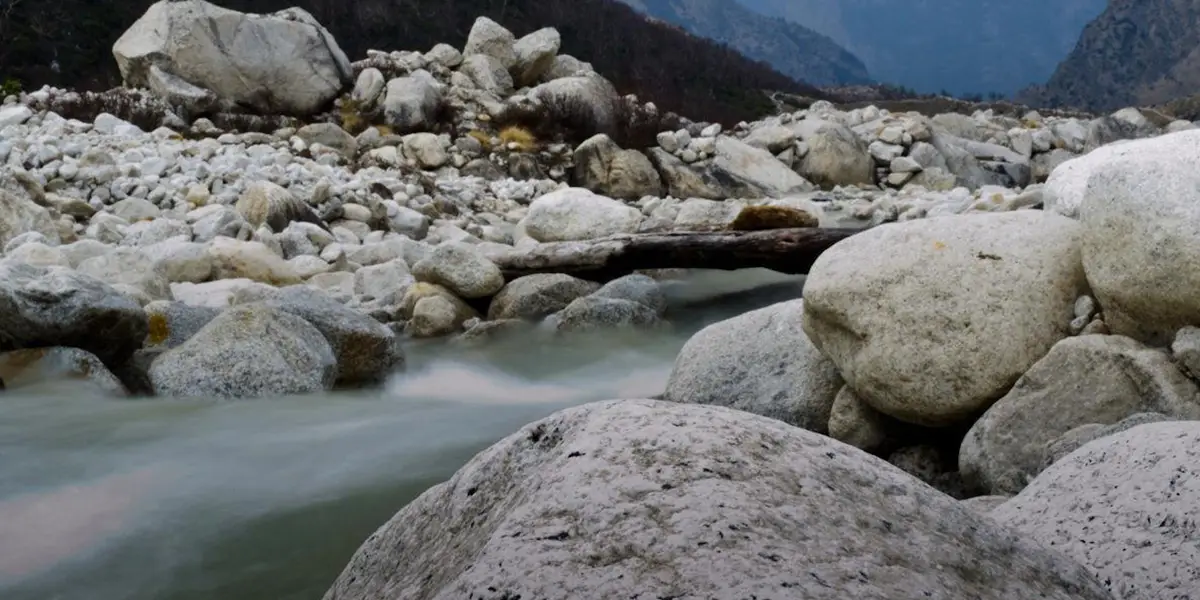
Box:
<box><xmin>0</xmin><ymin>270</ymin><xmax>804</xmax><ymax>600</ymax></box>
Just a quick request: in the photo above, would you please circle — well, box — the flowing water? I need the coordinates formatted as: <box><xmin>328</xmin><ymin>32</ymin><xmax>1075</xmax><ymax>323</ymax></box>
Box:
<box><xmin>0</xmin><ymin>270</ymin><xmax>805</xmax><ymax>600</ymax></box>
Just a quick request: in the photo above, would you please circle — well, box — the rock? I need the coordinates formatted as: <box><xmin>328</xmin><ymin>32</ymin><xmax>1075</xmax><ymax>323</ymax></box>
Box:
<box><xmin>1173</xmin><ymin>326</ymin><xmax>1200</xmax><ymax>380</ymax></box>
<box><xmin>77</xmin><ymin>247</ymin><xmax>173</xmax><ymax>302</ymax></box>
<box><xmin>664</xmin><ymin>299</ymin><xmax>842</xmax><ymax>432</ymax></box>
<box><xmin>712</xmin><ymin>136</ymin><xmax>814</xmax><ymax>197</ymax></box>
<box><xmin>487</xmin><ymin>274</ymin><xmax>599</xmax><ymax>321</ymax></box>
<box><xmin>1041</xmin><ymin>139</ymin><xmax>1140</xmax><ymax>218</ymax></box>
<box><xmin>382</xmin><ymin>70</ymin><xmax>445</xmax><ymax>134</ymax></box>
<box><xmin>544</xmin><ymin>53</ymin><xmax>593</xmax><ymax>80</ymax></box>
<box><xmin>459</xmin><ymin>54</ymin><xmax>513</xmax><ymax>96</ymax></box>
<box><xmin>546</xmin><ymin>296</ymin><xmax>661</xmax><ymax>333</ymax></box>
<box><xmin>520</xmin><ymin>187</ymin><xmax>641</xmax><ymax>242</ymax></box>
<box><xmin>0</xmin><ymin>104</ymin><xmax>33</xmax><ymax>128</ymax></box>
<box><xmin>0</xmin><ymin>189</ymin><xmax>60</xmax><ymax>249</ymax></box>
<box><xmin>462</xmin><ymin>16</ymin><xmax>517</xmax><ymax>69</ymax></box>
<box><xmin>743</xmin><ymin>125</ymin><xmax>797</xmax><ymax>153</ymax></box>
<box><xmin>1077</xmin><ymin>130</ymin><xmax>1200</xmax><ymax>345</ymax></box>
<box><xmin>827</xmin><ymin>385</ymin><xmax>893</xmax><ymax>452</ymax></box>
<box><xmin>170</xmin><ymin>278</ymin><xmax>277</xmax><ymax>308</ymax></box>
<box><xmin>208</xmin><ymin>237</ymin><xmax>302</xmax><ymax>285</ymax></box>
<box><xmin>589</xmin><ymin>274</ymin><xmax>666</xmax><ymax>315</ymax></box>
<box><xmin>261</xmin><ymin>286</ymin><xmax>404</xmax><ymax>386</ymax></box>
<box><xmin>571</xmin><ymin>134</ymin><xmax>663</xmax><ymax>200</ymax></box>
<box><xmin>728</xmin><ymin>204</ymin><xmax>817</xmax><ymax>230</ymax></box>
<box><xmin>1041</xmin><ymin>412</ymin><xmax>1175</xmax><ymax>471</ymax></box>
<box><xmin>672</xmin><ymin>198</ymin><xmax>741</xmax><ymax>230</ymax></box>
<box><xmin>236</xmin><ymin>180</ymin><xmax>328</xmax><ymax>233</ymax></box>
<box><xmin>528</xmin><ymin>75</ymin><xmax>621</xmax><ymax>138</ymax></box>
<box><xmin>296</xmin><ymin>123</ymin><xmax>357</xmax><ymax>160</ymax></box>
<box><xmin>144</xmin><ymin>300</ymin><xmax>221</xmax><ymax>349</ymax></box>
<box><xmin>354</xmin><ymin>259</ymin><xmax>415</xmax><ymax>303</ymax></box>
<box><xmin>350</xmin><ymin>67</ymin><xmax>385</xmax><ymax>107</ymax></box>
<box><xmin>425</xmin><ymin>43</ymin><xmax>462</xmax><ymax>69</ymax></box>
<box><xmin>109</xmin><ymin>197</ymin><xmax>161</xmax><ymax>222</ymax></box>
<box><xmin>323</xmin><ymin>399</ymin><xmax>1113</xmax><ymax>600</ymax></box>
<box><xmin>402</xmin><ymin>133</ymin><xmax>449</xmax><ymax>169</ymax></box>
<box><xmin>112</xmin><ymin>0</ymin><xmax>351</xmax><ymax>115</ymax></box>
<box><xmin>512</xmin><ymin>28</ymin><xmax>560</xmax><ymax>86</ymax></box>
<box><xmin>993</xmin><ymin>421</ymin><xmax>1200</xmax><ymax>600</ymax></box>
<box><xmin>887</xmin><ymin>445</ymin><xmax>967</xmax><ymax>500</ymax></box>
<box><xmin>0</xmin><ymin>347</ymin><xmax>127</xmax><ymax>395</ymax></box>
<box><xmin>0</xmin><ymin>260</ymin><xmax>148</xmax><ymax>366</ymax></box>
<box><xmin>928</xmin><ymin>133</ymin><xmax>1007</xmax><ymax>189</ymax></box>
<box><xmin>960</xmin><ymin>334</ymin><xmax>1200</xmax><ymax>495</ymax></box>
<box><xmin>150</xmin><ymin>304</ymin><xmax>336</xmax><ymax>398</ymax></box>
<box><xmin>802</xmin><ymin>211</ymin><xmax>1087</xmax><ymax>426</ymax></box>
<box><xmin>795</xmin><ymin>120</ymin><xmax>874</xmax><ymax>188</ymax></box>
<box><xmin>404</xmin><ymin>284</ymin><xmax>478</xmax><ymax>339</ymax></box>
<box><xmin>4</xmin><ymin>242</ymin><xmax>70</xmax><ymax>268</ymax></box>
<box><xmin>961</xmin><ymin>495</ymin><xmax>1010</xmax><ymax>515</ymax></box>
<box><xmin>143</xmin><ymin>238</ymin><xmax>213</xmax><ymax>283</ymax></box>
<box><xmin>412</xmin><ymin>243</ymin><xmax>504</xmax><ymax>299</ymax></box>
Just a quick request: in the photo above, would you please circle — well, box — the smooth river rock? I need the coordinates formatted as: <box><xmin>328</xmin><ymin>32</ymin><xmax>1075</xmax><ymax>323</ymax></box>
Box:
<box><xmin>323</xmin><ymin>399</ymin><xmax>1112</xmax><ymax>600</ymax></box>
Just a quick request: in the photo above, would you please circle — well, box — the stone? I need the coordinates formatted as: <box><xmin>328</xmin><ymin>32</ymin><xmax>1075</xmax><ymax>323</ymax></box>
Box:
<box><xmin>208</xmin><ymin>237</ymin><xmax>302</xmax><ymax>285</ymax></box>
<box><xmin>743</xmin><ymin>125</ymin><xmax>797</xmax><ymax>153</ymax></box>
<box><xmin>1173</xmin><ymin>326</ymin><xmax>1200</xmax><ymax>380</ymax></box>
<box><xmin>407</xmin><ymin>295</ymin><xmax>472</xmax><ymax>339</ymax></box>
<box><xmin>511</xmin><ymin>28</ymin><xmax>560</xmax><ymax>86</ymax></box>
<box><xmin>382</xmin><ymin>70</ymin><xmax>445</xmax><ymax>134</ymax></box>
<box><xmin>354</xmin><ymin>259</ymin><xmax>415</xmax><ymax>303</ymax></box>
<box><xmin>1041</xmin><ymin>412</ymin><xmax>1175</xmax><ymax>471</ymax></box>
<box><xmin>149</xmin><ymin>304</ymin><xmax>336</xmax><ymax>398</ymax></box>
<box><xmin>794</xmin><ymin>120</ymin><xmax>874</xmax><ymax>188</ymax></box>
<box><xmin>144</xmin><ymin>300</ymin><xmax>221</xmax><ymax>349</ymax></box>
<box><xmin>350</xmin><ymin>67</ymin><xmax>385</xmax><ymax>107</ymax></box>
<box><xmin>571</xmin><ymin>134</ymin><xmax>663</xmax><ymax>200</ymax></box>
<box><xmin>402</xmin><ymin>133</ymin><xmax>449</xmax><ymax>169</ymax></box>
<box><xmin>459</xmin><ymin>54</ymin><xmax>513</xmax><ymax>96</ymax></box>
<box><xmin>1077</xmin><ymin>130</ymin><xmax>1200</xmax><ymax>345</ymax></box>
<box><xmin>143</xmin><ymin>238</ymin><xmax>213</xmax><ymax>283</ymax></box>
<box><xmin>0</xmin><ymin>104</ymin><xmax>33</xmax><ymax>128</ymax></box>
<box><xmin>0</xmin><ymin>260</ymin><xmax>148</xmax><ymax>366</ymax></box>
<box><xmin>993</xmin><ymin>421</ymin><xmax>1200</xmax><ymax>600</ymax></box>
<box><xmin>827</xmin><ymin>385</ymin><xmax>893</xmax><ymax>452</ymax></box>
<box><xmin>77</xmin><ymin>247</ymin><xmax>173</xmax><ymax>302</ymax></box>
<box><xmin>112</xmin><ymin>0</ymin><xmax>351</xmax><ymax>115</ymax></box>
<box><xmin>4</xmin><ymin>242</ymin><xmax>70</xmax><ymax>268</ymax></box>
<box><xmin>462</xmin><ymin>16</ymin><xmax>517</xmax><ymax>69</ymax></box>
<box><xmin>0</xmin><ymin>189</ymin><xmax>60</xmax><ymax>250</ymax></box>
<box><xmin>672</xmin><ymin>198</ymin><xmax>741</xmax><ymax>230</ymax></box>
<box><xmin>961</xmin><ymin>495</ymin><xmax>1010</xmax><ymax>515</ymax></box>
<box><xmin>887</xmin><ymin>445</ymin><xmax>967</xmax><ymax>500</ymax></box>
<box><xmin>711</xmin><ymin>136</ymin><xmax>814</xmax><ymax>197</ymax></box>
<box><xmin>296</xmin><ymin>123</ymin><xmax>357</xmax><ymax>160</ymax></box>
<box><xmin>802</xmin><ymin>211</ymin><xmax>1087</xmax><ymax>426</ymax></box>
<box><xmin>323</xmin><ymin>399</ymin><xmax>1113</xmax><ymax>600</ymax></box>
<box><xmin>960</xmin><ymin>334</ymin><xmax>1200</xmax><ymax>495</ymax></box>
<box><xmin>528</xmin><ymin>75</ymin><xmax>621</xmax><ymax>138</ymax></box>
<box><xmin>0</xmin><ymin>347</ymin><xmax>127</xmax><ymax>396</ymax></box>
<box><xmin>487</xmin><ymin>274</ymin><xmax>599</xmax><ymax>321</ymax></box>
<box><xmin>589</xmin><ymin>274</ymin><xmax>666</xmax><ymax>315</ymax></box>
<box><xmin>109</xmin><ymin>197</ymin><xmax>161</xmax><ymax>222</ymax></box>
<box><xmin>412</xmin><ymin>242</ymin><xmax>504</xmax><ymax>299</ymax></box>
<box><xmin>1041</xmin><ymin>138</ymin><xmax>1140</xmax><ymax>218</ymax></box>
<box><xmin>261</xmin><ymin>285</ymin><xmax>404</xmax><ymax>386</ymax></box>
<box><xmin>664</xmin><ymin>299</ymin><xmax>842</xmax><ymax>432</ymax></box>
<box><xmin>170</xmin><ymin>278</ymin><xmax>277</xmax><ymax>309</ymax></box>
<box><xmin>546</xmin><ymin>296</ymin><xmax>661</xmax><ymax>333</ymax></box>
<box><xmin>520</xmin><ymin>187</ymin><xmax>641</xmax><ymax>242</ymax></box>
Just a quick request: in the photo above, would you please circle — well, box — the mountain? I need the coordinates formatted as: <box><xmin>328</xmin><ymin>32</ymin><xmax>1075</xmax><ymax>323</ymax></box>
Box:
<box><xmin>0</xmin><ymin>0</ymin><xmax>830</xmax><ymax>126</ymax></box>
<box><xmin>617</xmin><ymin>0</ymin><xmax>871</xmax><ymax>86</ymax></box>
<box><xmin>734</xmin><ymin>0</ymin><xmax>1108</xmax><ymax>97</ymax></box>
<box><xmin>1018</xmin><ymin>0</ymin><xmax>1200</xmax><ymax>112</ymax></box>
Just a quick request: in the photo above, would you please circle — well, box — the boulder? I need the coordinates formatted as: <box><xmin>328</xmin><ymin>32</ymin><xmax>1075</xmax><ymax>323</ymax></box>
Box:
<box><xmin>546</xmin><ymin>297</ymin><xmax>661</xmax><ymax>333</ymax></box>
<box><xmin>1041</xmin><ymin>138</ymin><xmax>1140</xmax><ymax>218</ymax></box>
<box><xmin>77</xmin><ymin>247</ymin><xmax>173</xmax><ymax>302</ymax></box>
<box><xmin>323</xmin><ymin>399</ymin><xmax>1113</xmax><ymax>600</ymax></box>
<box><xmin>208</xmin><ymin>237</ymin><xmax>302</xmax><ymax>285</ymax></box>
<box><xmin>827</xmin><ymin>385</ymin><xmax>894</xmax><ymax>452</ymax></box>
<box><xmin>528</xmin><ymin>75</ymin><xmax>621</xmax><ymax>138</ymax></box>
<box><xmin>1078</xmin><ymin>129</ymin><xmax>1200</xmax><ymax>345</ymax></box>
<box><xmin>458</xmin><ymin>54</ymin><xmax>513</xmax><ymax>97</ymax></box>
<box><xmin>261</xmin><ymin>286</ymin><xmax>404</xmax><ymax>386</ymax></box>
<box><xmin>487</xmin><ymin>274</ymin><xmax>599</xmax><ymax>321</ymax></box>
<box><xmin>236</xmin><ymin>180</ymin><xmax>328</xmax><ymax>234</ymax></box>
<box><xmin>462</xmin><ymin>16</ymin><xmax>517</xmax><ymax>69</ymax></box>
<box><xmin>711</xmin><ymin>136</ymin><xmax>815</xmax><ymax>197</ymax></box>
<box><xmin>993</xmin><ymin>421</ymin><xmax>1200</xmax><ymax>600</ymax></box>
<box><xmin>645</xmin><ymin>148</ymin><xmax>727</xmax><ymax>200</ymax></box>
<box><xmin>0</xmin><ymin>261</ymin><xmax>148</xmax><ymax>366</ymax></box>
<box><xmin>1041</xmin><ymin>412</ymin><xmax>1175</xmax><ymax>471</ymax></box>
<box><xmin>0</xmin><ymin>347</ymin><xmax>127</xmax><ymax>396</ymax></box>
<box><xmin>296</xmin><ymin>122</ymin><xmax>357</xmax><ymax>160</ymax></box>
<box><xmin>149</xmin><ymin>304</ymin><xmax>336</xmax><ymax>398</ymax></box>
<box><xmin>511</xmin><ymin>27</ymin><xmax>560</xmax><ymax>87</ymax></box>
<box><xmin>144</xmin><ymin>300</ymin><xmax>221</xmax><ymax>349</ymax></box>
<box><xmin>412</xmin><ymin>242</ymin><xmax>505</xmax><ymax>300</ymax></box>
<box><xmin>572</xmin><ymin>134</ymin><xmax>663</xmax><ymax>200</ymax></box>
<box><xmin>402</xmin><ymin>283</ymin><xmax>478</xmax><ymax>338</ymax></box>
<box><xmin>793</xmin><ymin>120</ymin><xmax>873</xmax><ymax>189</ymax></box>
<box><xmin>664</xmin><ymin>300</ymin><xmax>842</xmax><ymax>432</ymax></box>
<box><xmin>960</xmin><ymin>334</ymin><xmax>1200</xmax><ymax>495</ymax></box>
<box><xmin>589</xmin><ymin>274</ymin><xmax>666</xmax><ymax>315</ymax></box>
<box><xmin>382</xmin><ymin>70</ymin><xmax>445</xmax><ymax>134</ymax></box>
<box><xmin>802</xmin><ymin>211</ymin><xmax>1087</xmax><ymax>426</ymax></box>
<box><xmin>520</xmin><ymin>187</ymin><xmax>641</xmax><ymax>242</ymax></box>
<box><xmin>112</xmin><ymin>0</ymin><xmax>351</xmax><ymax>115</ymax></box>
<box><xmin>0</xmin><ymin>189</ymin><xmax>59</xmax><ymax>250</ymax></box>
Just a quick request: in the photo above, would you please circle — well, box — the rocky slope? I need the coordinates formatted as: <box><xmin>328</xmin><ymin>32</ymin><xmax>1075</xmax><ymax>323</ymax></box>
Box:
<box><xmin>0</xmin><ymin>0</ymin><xmax>824</xmax><ymax>127</ymax></box>
<box><xmin>1018</xmin><ymin>0</ymin><xmax>1200</xmax><ymax>112</ymax></box>
<box><xmin>738</xmin><ymin>0</ymin><xmax>1107</xmax><ymax>97</ymax></box>
<box><xmin>5</xmin><ymin>3</ymin><xmax>1200</xmax><ymax>598</ymax></box>
<box><xmin>616</xmin><ymin>0</ymin><xmax>871</xmax><ymax>86</ymax></box>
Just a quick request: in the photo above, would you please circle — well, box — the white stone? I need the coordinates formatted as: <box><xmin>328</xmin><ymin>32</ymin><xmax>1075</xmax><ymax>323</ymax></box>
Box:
<box><xmin>520</xmin><ymin>187</ymin><xmax>641</xmax><ymax>242</ymax></box>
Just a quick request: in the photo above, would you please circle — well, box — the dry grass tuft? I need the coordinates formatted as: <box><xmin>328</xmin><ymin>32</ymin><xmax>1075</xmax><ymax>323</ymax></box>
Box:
<box><xmin>498</xmin><ymin>125</ymin><xmax>537</xmax><ymax>152</ymax></box>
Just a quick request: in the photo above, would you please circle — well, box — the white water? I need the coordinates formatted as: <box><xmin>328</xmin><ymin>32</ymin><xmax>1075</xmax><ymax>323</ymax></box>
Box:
<box><xmin>0</xmin><ymin>270</ymin><xmax>803</xmax><ymax>600</ymax></box>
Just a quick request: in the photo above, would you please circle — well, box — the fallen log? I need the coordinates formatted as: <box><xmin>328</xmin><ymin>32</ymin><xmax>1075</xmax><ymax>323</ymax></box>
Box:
<box><xmin>492</xmin><ymin>227</ymin><xmax>864</xmax><ymax>282</ymax></box>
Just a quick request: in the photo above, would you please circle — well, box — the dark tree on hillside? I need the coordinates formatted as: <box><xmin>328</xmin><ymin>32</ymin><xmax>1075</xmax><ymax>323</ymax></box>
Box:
<box><xmin>0</xmin><ymin>0</ymin><xmax>829</xmax><ymax>125</ymax></box>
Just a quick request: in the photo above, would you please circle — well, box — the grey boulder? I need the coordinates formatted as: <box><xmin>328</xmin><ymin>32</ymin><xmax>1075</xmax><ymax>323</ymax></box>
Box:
<box><xmin>323</xmin><ymin>399</ymin><xmax>1113</xmax><ymax>600</ymax></box>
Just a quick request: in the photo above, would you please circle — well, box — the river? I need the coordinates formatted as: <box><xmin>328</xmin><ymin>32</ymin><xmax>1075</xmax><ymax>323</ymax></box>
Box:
<box><xmin>0</xmin><ymin>269</ymin><xmax>804</xmax><ymax>600</ymax></box>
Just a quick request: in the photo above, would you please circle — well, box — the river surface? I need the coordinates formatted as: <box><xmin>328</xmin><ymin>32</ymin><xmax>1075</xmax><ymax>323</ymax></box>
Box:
<box><xmin>0</xmin><ymin>269</ymin><xmax>804</xmax><ymax>600</ymax></box>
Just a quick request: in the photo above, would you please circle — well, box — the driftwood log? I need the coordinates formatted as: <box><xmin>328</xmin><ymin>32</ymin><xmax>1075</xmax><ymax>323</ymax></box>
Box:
<box><xmin>492</xmin><ymin>227</ymin><xmax>863</xmax><ymax>282</ymax></box>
